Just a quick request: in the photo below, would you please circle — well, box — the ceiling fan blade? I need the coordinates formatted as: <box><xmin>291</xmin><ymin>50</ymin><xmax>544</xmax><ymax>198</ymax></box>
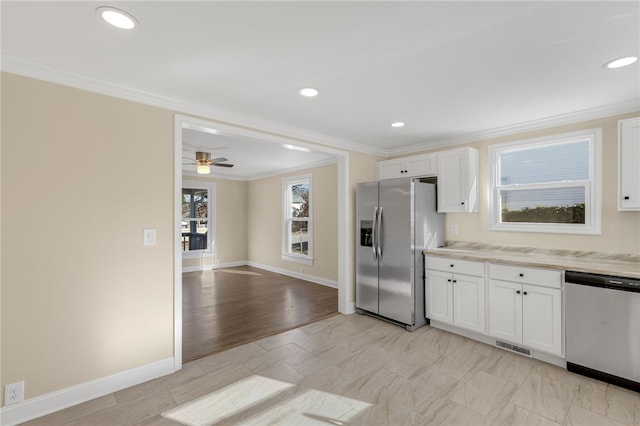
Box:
<box><xmin>213</xmin><ymin>163</ymin><xmax>234</xmax><ymax>168</ymax></box>
<box><xmin>211</xmin><ymin>157</ymin><xmax>227</xmax><ymax>163</ymax></box>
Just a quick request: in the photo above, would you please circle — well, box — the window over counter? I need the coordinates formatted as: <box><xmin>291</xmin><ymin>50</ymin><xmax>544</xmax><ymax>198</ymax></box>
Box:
<box><xmin>282</xmin><ymin>174</ymin><xmax>313</xmax><ymax>265</ymax></box>
<box><xmin>488</xmin><ymin>128</ymin><xmax>601</xmax><ymax>234</ymax></box>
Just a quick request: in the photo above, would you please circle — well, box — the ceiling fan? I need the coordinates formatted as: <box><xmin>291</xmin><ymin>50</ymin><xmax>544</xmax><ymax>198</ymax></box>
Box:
<box><xmin>184</xmin><ymin>151</ymin><xmax>234</xmax><ymax>174</ymax></box>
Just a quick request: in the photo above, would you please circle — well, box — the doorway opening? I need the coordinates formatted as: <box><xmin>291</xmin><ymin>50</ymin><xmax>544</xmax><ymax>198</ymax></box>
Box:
<box><xmin>173</xmin><ymin>114</ymin><xmax>351</xmax><ymax>367</ymax></box>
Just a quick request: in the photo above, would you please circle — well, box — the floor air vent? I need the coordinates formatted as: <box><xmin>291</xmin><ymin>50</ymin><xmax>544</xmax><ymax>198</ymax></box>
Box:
<box><xmin>495</xmin><ymin>340</ymin><xmax>532</xmax><ymax>357</ymax></box>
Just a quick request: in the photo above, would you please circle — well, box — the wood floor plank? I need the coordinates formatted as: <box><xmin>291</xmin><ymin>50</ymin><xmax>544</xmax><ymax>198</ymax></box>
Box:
<box><xmin>182</xmin><ymin>266</ymin><xmax>338</xmax><ymax>362</ymax></box>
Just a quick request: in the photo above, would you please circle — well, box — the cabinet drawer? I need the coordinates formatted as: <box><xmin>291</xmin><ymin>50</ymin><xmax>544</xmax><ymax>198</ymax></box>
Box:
<box><xmin>489</xmin><ymin>263</ymin><xmax>561</xmax><ymax>289</ymax></box>
<box><xmin>426</xmin><ymin>256</ymin><xmax>484</xmax><ymax>277</ymax></box>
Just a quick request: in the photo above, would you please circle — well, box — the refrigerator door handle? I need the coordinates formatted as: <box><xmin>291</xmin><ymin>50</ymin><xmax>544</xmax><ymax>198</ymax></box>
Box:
<box><xmin>372</xmin><ymin>206</ymin><xmax>378</xmax><ymax>261</ymax></box>
<box><xmin>377</xmin><ymin>206</ymin><xmax>383</xmax><ymax>259</ymax></box>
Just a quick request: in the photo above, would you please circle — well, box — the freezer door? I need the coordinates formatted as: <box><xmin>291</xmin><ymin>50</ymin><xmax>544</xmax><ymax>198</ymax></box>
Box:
<box><xmin>356</xmin><ymin>182</ymin><xmax>379</xmax><ymax>314</ymax></box>
<box><xmin>378</xmin><ymin>179</ymin><xmax>413</xmax><ymax>324</ymax></box>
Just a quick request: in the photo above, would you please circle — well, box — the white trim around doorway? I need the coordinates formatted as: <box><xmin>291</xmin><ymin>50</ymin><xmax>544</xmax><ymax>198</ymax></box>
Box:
<box><xmin>173</xmin><ymin>114</ymin><xmax>352</xmax><ymax>370</ymax></box>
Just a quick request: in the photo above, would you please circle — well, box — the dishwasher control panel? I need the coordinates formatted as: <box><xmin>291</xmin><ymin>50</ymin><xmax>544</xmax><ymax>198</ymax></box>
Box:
<box><xmin>566</xmin><ymin>271</ymin><xmax>640</xmax><ymax>293</ymax></box>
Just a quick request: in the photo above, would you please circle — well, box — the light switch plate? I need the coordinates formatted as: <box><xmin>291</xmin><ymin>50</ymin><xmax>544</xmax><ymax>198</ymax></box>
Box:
<box><xmin>143</xmin><ymin>228</ymin><xmax>156</xmax><ymax>245</ymax></box>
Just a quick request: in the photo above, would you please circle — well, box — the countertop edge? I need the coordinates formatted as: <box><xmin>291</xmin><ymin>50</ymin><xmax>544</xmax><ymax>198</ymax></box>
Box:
<box><xmin>423</xmin><ymin>248</ymin><xmax>640</xmax><ymax>279</ymax></box>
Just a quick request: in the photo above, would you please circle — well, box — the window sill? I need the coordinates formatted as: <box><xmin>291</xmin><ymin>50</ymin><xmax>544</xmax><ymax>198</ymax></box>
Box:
<box><xmin>281</xmin><ymin>253</ymin><xmax>313</xmax><ymax>266</ymax></box>
<box><xmin>490</xmin><ymin>222</ymin><xmax>601</xmax><ymax>235</ymax></box>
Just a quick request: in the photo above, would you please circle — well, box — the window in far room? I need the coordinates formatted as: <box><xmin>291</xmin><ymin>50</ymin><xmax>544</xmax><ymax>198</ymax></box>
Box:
<box><xmin>182</xmin><ymin>186</ymin><xmax>213</xmax><ymax>253</ymax></box>
<box><xmin>488</xmin><ymin>128</ymin><xmax>601</xmax><ymax>234</ymax></box>
<box><xmin>282</xmin><ymin>174</ymin><xmax>313</xmax><ymax>265</ymax></box>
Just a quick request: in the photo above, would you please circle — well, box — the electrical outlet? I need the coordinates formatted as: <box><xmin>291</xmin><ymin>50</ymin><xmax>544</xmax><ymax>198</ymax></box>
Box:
<box><xmin>450</xmin><ymin>224</ymin><xmax>459</xmax><ymax>236</ymax></box>
<box><xmin>4</xmin><ymin>381</ymin><xmax>24</xmax><ymax>405</ymax></box>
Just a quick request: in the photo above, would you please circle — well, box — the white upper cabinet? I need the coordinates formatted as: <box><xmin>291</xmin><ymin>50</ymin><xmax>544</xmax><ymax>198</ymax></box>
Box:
<box><xmin>377</xmin><ymin>153</ymin><xmax>437</xmax><ymax>180</ymax></box>
<box><xmin>618</xmin><ymin>117</ymin><xmax>640</xmax><ymax>211</ymax></box>
<box><xmin>437</xmin><ymin>147</ymin><xmax>479</xmax><ymax>213</ymax></box>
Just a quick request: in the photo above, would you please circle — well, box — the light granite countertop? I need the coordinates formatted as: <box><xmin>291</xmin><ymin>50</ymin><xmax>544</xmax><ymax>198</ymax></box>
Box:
<box><xmin>424</xmin><ymin>241</ymin><xmax>640</xmax><ymax>279</ymax></box>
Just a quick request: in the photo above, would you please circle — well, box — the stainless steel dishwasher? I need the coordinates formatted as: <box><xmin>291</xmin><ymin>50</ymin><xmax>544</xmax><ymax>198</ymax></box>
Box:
<box><xmin>565</xmin><ymin>271</ymin><xmax>640</xmax><ymax>392</ymax></box>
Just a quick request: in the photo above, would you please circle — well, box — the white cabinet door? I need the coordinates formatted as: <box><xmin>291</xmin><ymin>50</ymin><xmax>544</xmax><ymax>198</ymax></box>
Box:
<box><xmin>488</xmin><ymin>279</ymin><xmax>522</xmax><ymax>344</ymax></box>
<box><xmin>406</xmin><ymin>154</ymin><xmax>437</xmax><ymax>177</ymax></box>
<box><xmin>437</xmin><ymin>147</ymin><xmax>478</xmax><ymax>212</ymax></box>
<box><xmin>426</xmin><ymin>270</ymin><xmax>453</xmax><ymax>324</ymax></box>
<box><xmin>453</xmin><ymin>274</ymin><xmax>486</xmax><ymax>333</ymax></box>
<box><xmin>522</xmin><ymin>284</ymin><xmax>562</xmax><ymax>356</ymax></box>
<box><xmin>377</xmin><ymin>159</ymin><xmax>405</xmax><ymax>180</ymax></box>
<box><xmin>377</xmin><ymin>154</ymin><xmax>437</xmax><ymax>180</ymax></box>
<box><xmin>619</xmin><ymin>117</ymin><xmax>640</xmax><ymax>211</ymax></box>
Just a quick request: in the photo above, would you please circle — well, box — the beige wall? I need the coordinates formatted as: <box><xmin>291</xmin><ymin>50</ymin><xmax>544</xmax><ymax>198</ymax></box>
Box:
<box><xmin>181</xmin><ymin>176</ymin><xmax>248</xmax><ymax>268</ymax></box>
<box><xmin>1</xmin><ymin>73</ymin><xmax>175</xmax><ymax>399</ymax></box>
<box><xmin>400</xmin><ymin>113</ymin><xmax>640</xmax><ymax>254</ymax></box>
<box><xmin>247</xmin><ymin>163</ymin><xmax>339</xmax><ymax>281</ymax></box>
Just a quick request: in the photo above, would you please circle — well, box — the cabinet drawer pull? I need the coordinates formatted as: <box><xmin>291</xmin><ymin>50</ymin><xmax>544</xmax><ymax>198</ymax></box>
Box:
<box><xmin>519</xmin><ymin>273</ymin><xmax>524</xmax><ymax>277</ymax></box>
<box><xmin>450</xmin><ymin>264</ymin><xmax>454</xmax><ymax>268</ymax></box>
<box><xmin>516</xmin><ymin>290</ymin><xmax>521</xmax><ymax>294</ymax></box>
<box><xmin>452</xmin><ymin>280</ymin><xmax>457</xmax><ymax>283</ymax></box>
<box><xmin>624</xmin><ymin>196</ymin><xmax>630</xmax><ymax>200</ymax></box>
<box><xmin>447</xmin><ymin>279</ymin><xmax>452</xmax><ymax>282</ymax></box>
<box><xmin>523</xmin><ymin>291</ymin><xmax>528</xmax><ymax>295</ymax></box>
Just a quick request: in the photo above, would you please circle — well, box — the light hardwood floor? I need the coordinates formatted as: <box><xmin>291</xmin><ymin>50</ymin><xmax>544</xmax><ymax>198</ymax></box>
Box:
<box><xmin>182</xmin><ymin>266</ymin><xmax>339</xmax><ymax>362</ymax></box>
<box><xmin>24</xmin><ymin>314</ymin><xmax>640</xmax><ymax>425</ymax></box>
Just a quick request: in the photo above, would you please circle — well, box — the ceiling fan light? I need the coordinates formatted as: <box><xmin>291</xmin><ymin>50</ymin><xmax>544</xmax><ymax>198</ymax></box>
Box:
<box><xmin>197</xmin><ymin>164</ymin><xmax>211</xmax><ymax>174</ymax></box>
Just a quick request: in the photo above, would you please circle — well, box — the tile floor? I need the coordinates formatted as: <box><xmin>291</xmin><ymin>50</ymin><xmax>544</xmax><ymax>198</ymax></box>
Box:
<box><xmin>23</xmin><ymin>314</ymin><xmax>640</xmax><ymax>425</ymax></box>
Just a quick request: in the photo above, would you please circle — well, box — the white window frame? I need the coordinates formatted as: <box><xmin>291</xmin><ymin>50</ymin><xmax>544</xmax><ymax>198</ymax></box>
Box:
<box><xmin>182</xmin><ymin>180</ymin><xmax>216</xmax><ymax>259</ymax></box>
<box><xmin>488</xmin><ymin>128</ymin><xmax>602</xmax><ymax>235</ymax></box>
<box><xmin>282</xmin><ymin>174</ymin><xmax>313</xmax><ymax>265</ymax></box>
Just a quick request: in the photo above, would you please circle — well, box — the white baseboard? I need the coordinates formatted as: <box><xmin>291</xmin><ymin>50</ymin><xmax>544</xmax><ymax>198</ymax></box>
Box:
<box><xmin>182</xmin><ymin>260</ymin><xmax>338</xmax><ymax>290</ymax></box>
<box><xmin>0</xmin><ymin>357</ymin><xmax>176</xmax><ymax>426</ymax></box>
<box><xmin>182</xmin><ymin>264</ymin><xmax>216</xmax><ymax>273</ymax></box>
<box><xmin>247</xmin><ymin>261</ymin><xmax>338</xmax><ymax>289</ymax></box>
<box><xmin>211</xmin><ymin>261</ymin><xmax>249</xmax><ymax>269</ymax></box>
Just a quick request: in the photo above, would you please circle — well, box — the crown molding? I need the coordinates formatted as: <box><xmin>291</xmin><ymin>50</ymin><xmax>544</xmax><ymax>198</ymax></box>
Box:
<box><xmin>0</xmin><ymin>54</ymin><xmax>387</xmax><ymax>157</ymax></box>
<box><xmin>3</xmin><ymin>55</ymin><xmax>637</xmax><ymax>160</ymax></box>
<box><xmin>390</xmin><ymin>98</ymin><xmax>640</xmax><ymax>156</ymax></box>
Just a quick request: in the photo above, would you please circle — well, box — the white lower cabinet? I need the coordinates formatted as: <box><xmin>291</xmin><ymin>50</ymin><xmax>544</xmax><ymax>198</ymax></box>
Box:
<box><xmin>426</xmin><ymin>258</ymin><xmax>485</xmax><ymax>334</ymax></box>
<box><xmin>488</xmin><ymin>264</ymin><xmax>563</xmax><ymax>357</ymax></box>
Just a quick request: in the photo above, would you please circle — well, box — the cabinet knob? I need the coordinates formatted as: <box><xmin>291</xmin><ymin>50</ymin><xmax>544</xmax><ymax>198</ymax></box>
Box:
<box><xmin>523</xmin><ymin>291</ymin><xmax>528</xmax><ymax>295</ymax></box>
<box><xmin>452</xmin><ymin>280</ymin><xmax>457</xmax><ymax>283</ymax></box>
<box><xmin>624</xmin><ymin>196</ymin><xmax>630</xmax><ymax>200</ymax></box>
<box><xmin>519</xmin><ymin>273</ymin><xmax>524</xmax><ymax>277</ymax></box>
<box><xmin>516</xmin><ymin>290</ymin><xmax>521</xmax><ymax>294</ymax></box>
<box><xmin>450</xmin><ymin>264</ymin><xmax>454</xmax><ymax>268</ymax></box>
<box><xmin>447</xmin><ymin>279</ymin><xmax>452</xmax><ymax>282</ymax></box>
<box><xmin>461</xmin><ymin>201</ymin><xmax>465</xmax><ymax>205</ymax></box>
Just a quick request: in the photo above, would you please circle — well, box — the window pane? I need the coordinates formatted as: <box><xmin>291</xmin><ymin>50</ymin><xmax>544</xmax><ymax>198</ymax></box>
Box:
<box><xmin>290</xmin><ymin>183</ymin><xmax>309</xmax><ymax>218</ymax></box>
<box><xmin>500</xmin><ymin>187</ymin><xmax>585</xmax><ymax>224</ymax></box>
<box><xmin>181</xmin><ymin>219</ymin><xmax>208</xmax><ymax>251</ymax></box>
<box><xmin>182</xmin><ymin>188</ymin><xmax>208</xmax><ymax>219</ymax></box>
<box><xmin>289</xmin><ymin>220</ymin><xmax>309</xmax><ymax>255</ymax></box>
<box><xmin>500</xmin><ymin>141</ymin><xmax>589</xmax><ymax>185</ymax></box>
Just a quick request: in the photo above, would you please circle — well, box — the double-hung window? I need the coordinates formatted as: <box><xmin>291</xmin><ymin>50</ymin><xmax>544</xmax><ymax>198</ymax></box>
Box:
<box><xmin>181</xmin><ymin>183</ymin><xmax>214</xmax><ymax>254</ymax></box>
<box><xmin>489</xmin><ymin>128</ymin><xmax>601</xmax><ymax>234</ymax></box>
<box><xmin>282</xmin><ymin>175</ymin><xmax>313</xmax><ymax>265</ymax></box>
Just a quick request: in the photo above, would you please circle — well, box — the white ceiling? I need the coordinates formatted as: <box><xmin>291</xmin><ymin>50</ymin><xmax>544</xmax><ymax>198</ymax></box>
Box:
<box><xmin>2</xmin><ymin>1</ymin><xmax>639</xmax><ymax>178</ymax></box>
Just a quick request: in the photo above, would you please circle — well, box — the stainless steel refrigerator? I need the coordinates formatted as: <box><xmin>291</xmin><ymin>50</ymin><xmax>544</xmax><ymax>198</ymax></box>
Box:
<box><xmin>356</xmin><ymin>178</ymin><xmax>444</xmax><ymax>330</ymax></box>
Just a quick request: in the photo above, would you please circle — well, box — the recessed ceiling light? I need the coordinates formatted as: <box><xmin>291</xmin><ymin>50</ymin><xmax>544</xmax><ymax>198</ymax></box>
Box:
<box><xmin>390</xmin><ymin>122</ymin><xmax>405</xmax><ymax>128</ymax></box>
<box><xmin>96</xmin><ymin>6</ymin><xmax>138</xmax><ymax>30</ymax></box>
<box><xmin>298</xmin><ymin>88</ymin><xmax>319</xmax><ymax>97</ymax></box>
<box><xmin>603</xmin><ymin>56</ymin><xmax>638</xmax><ymax>69</ymax></box>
